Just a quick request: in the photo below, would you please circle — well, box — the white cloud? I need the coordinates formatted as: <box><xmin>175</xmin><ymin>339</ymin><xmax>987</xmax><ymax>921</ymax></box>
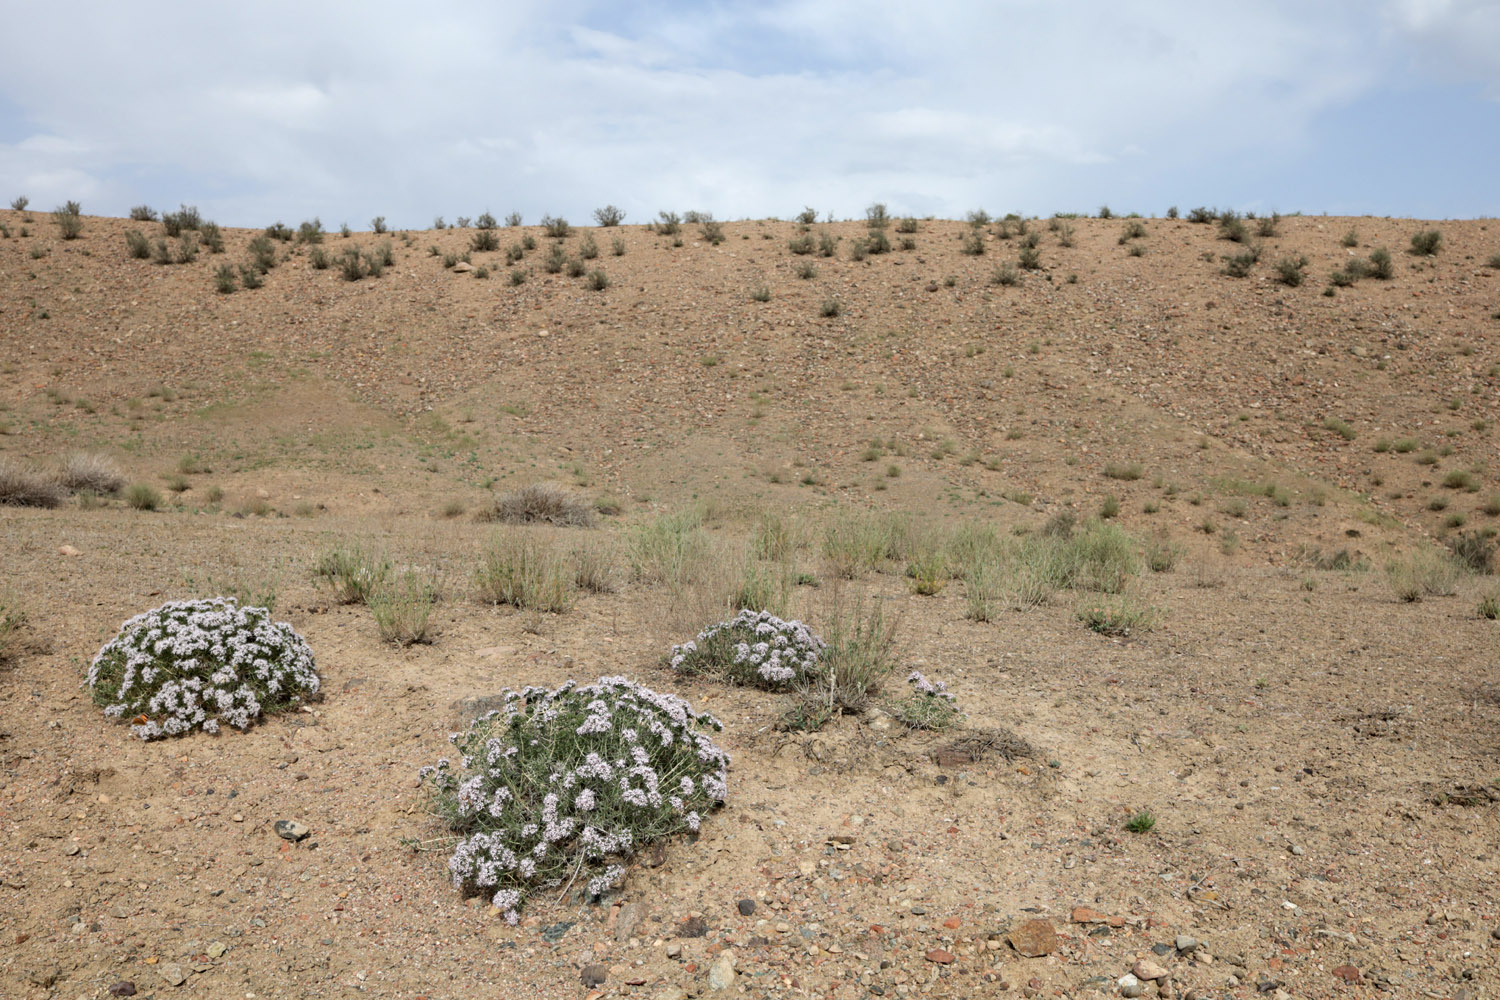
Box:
<box><xmin>0</xmin><ymin>1</ymin><xmax>1491</xmax><ymax>223</ymax></box>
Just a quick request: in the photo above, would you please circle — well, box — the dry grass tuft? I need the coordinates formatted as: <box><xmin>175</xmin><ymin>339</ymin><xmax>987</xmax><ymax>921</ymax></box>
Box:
<box><xmin>481</xmin><ymin>483</ymin><xmax>595</xmax><ymax>527</ymax></box>
<box><xmin>0</xmin><ymin>460</ymin><xmax>65</xmax><ymax>508</ymax></box>
<box><xmin>57</xmin><ymin>452</ymin><xmax>124</xmax><ymax>494</ymax></box>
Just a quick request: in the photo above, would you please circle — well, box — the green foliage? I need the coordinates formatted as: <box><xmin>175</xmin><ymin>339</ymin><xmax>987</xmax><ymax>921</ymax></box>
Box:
<box><xmin>53</xmin><ymin>204</ymin><xmax>83</xmax><ymax>239</ymax></box>
<box><xmin>314</xmin><ymin>546</ymin><xmax>392</xmax><ymax>604</ymax></box>
<box><xmin>213</xmin><ymin>263</ymin><xmax>237</xmax><ymax>293</ymax></box>
<box><xmin>1274</xmin><ymin>255</ymin><xmax>1309</xmax><ymax>286</ymax></box>
<box><xmin>1125</xmin><ymin>810</ymin><xmax>1157</xmax><ymax>833</ymax></box>
<box><xmin>125</xmin><ymin>229</ymin><xmax>151</xmax><ymax>259</ymax></box>
<box><xmin>124</xmin><ymin>483</ymin><xmax>162</xmax><ymax>511</ymax></box>
<box><xmin>1409</xmin><ymin>229</ymin><xmax>1442</xmax><ymax>256</ymax></box>
<box><xmin>369</xmin><ymin>570</ymin><xmax>439</xmax><ymax>646</ymax></box>
<box><xmin>475</xmin><ymin>530</ymin><xmax>575</xmax><ymax>612</ymax></box>
<box><xmin>593</xmin><ymin>205</ymin><xmax>625</xmax><ymax>227</ymax></box>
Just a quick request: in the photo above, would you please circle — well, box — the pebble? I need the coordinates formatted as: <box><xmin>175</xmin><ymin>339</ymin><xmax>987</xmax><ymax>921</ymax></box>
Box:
<box><xmin>736</xmin><ymin>898</ymin><xmax>756</xmax><ymax>916</ymax></box>
<box><xmin>652</xmin><ymin>989</ymin><xmax>687</xmax><ymax>1000</ymax></box>
<box><xmin>1008</xmin><ymin>918</ymin><xmax>1059</xmax><ymax>958</ymax></box>
<box><xmin>580</xmin><ymin>964</ymin><xmax>609</xmax><ymax>987</ymax></box>
<box><xmin>273</xmin><ymin>819</ymin><xmax>310</xmax><ymax>842</ymax></box>
<box><xmin>1133</xmin><ymin>958</ymin><xmax>1169</xmax><ymax>981</ymax></box>
<box><xmin>614</xmin><ymin>902</ymin><xmax>644</xmax><ymax>942</ymax></box>
<box><xmin>157</xmin><ymin>963</ymin><xmax>188</xmax><ymax>986</ymax></box>
<box><xmin>206</xmin><ymin>940</ymin><xmax>228</xmax><ymax>959</ymax></box>
<box><xmin>64</xmin><ymin>842</ymin><xmax>80</xmax><ymax>856</ymax></box>
<box><xmin>707</xmin><ymin>949</ymin><xmax>737</xmax><ymax>990</ymax></box>
<box><xmin>925</xmin><ymin>948</ymin><xmax>955</xmax><ymax>964</ymax></box>
<box><xmin>1118</xmin><ymin>973</ymin><xmax>1144</xmax><ymax>998</ymax></box>
<box><xmin>1331</xmin><ymin>965</ymin><xmax>1360</xmax><ymax>984</ymax></box>
<box><xmin>1175</xmin><ymin>935</ymin><xmax>1198</xmax><ymax>953</ymax></box>
<box><xmin>1289</xmin><ymin>844</ymin><xmax>1305</xmax><ymax>856</ymax></box>
<box><xmin>108</xmin><ymin>983</ymin><xmax>136</xmax><ymax>997</ymax></box>
<box><xmin>679</xmin><ymin>915</ymin><xmax>708</xmax><ymax>938</ymax></box>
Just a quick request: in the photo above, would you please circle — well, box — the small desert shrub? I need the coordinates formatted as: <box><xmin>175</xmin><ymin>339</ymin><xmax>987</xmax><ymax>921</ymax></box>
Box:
<box><xmin>200</xmin><ymin>222</ymin><xmax>224</xmax><ymax>253</ymax></box>
<box><xmin>0</xmin><ymin>460</ymin><xmax>64</xmax><ymax>508</ymax></box>
<box><xmin>314</xmin><ymin>546</ymin><xmax>391</xmax><ymax>605</ymax></box>
<box><xmin>1222</xmin><ymin>247</ymin><xmax>1259</xmax><ymax>277</ymax></box>
<box><xmin>795</xmin><ymin>261</ymin><xmax>816</xmax><ymax>279</ymax></box>
<box><xmin>1145</xmin><ymin>534</ymin><xmax>1181</xmax><ymax>572</ymax></box>
<box><xmin>1479</xmin><ymin>592</ymin><xmax>1499</xmax><ymax>619</ymax></box>
<box><xmin>1187</xmin><ymin>206</ymin><xmax>1215</xmax><ymax>223</ymax></box>
<box><xmin>993</xmin><ymin>264</ymin><xmax>1020</xmax><ymax>286</ymax></box>
<box><xmin>421</xmin><ymin>677</ymin><xmax>728</xmax><ymax>922</ymax></box>
<box><xmin>238</xmin><ymin>265</ymin><xmax>264</xmax><ymax>289</ymax></box>
<box><xmin>890</xmin><ymin>671</ymin><xmax>961</xmax><ymax>730</ymax></box>
<box><xmin>484</xmin><ymin>483</ymin><xmax>595</xmax><ymax>527</ymax></box>
<box><xmin>1119</xmin><ymin>220</ymin><xmax>1147</xmax><ymax>242</ymax></box>
<box><xmin>58</xmin><ymin>453</ymin><xmax>123</xmax><ymax>494</ymax></box>
<box><xmin>670</xmin><ymin>609</ymin><xmax>824</xmax><ymax>689</ymax></box>
<box><xmin>309</xmin><ymin>247</ymin><xmax>330</xmax><ymax>270</ymax></box>
<box><xmin>1125</xmin><ymin>810</ymin><xmax>1157</xmax><ymax>834</ymax></box>
<box><xmin>509</xmin><ymin>268</ymin><xmax>527</xmax><ymax>285</ymax></box>
<box><xmin>593</xmin><ymin>205</ymin><xmax>625</xmax><ymax>227</ymax></box>
<box><xmin>339</xmin><ymin>248</ymin><xmax>365</xmax><ymax>281</ymax></box>
<box><xmin>654</xmin><ymin>211</ymin><xmax>682</xmax><ymax>235</ymax></box>
<box><xmin>124</xmin><ymin>483</ymin><xmax>161</xmax><ymax>511</ymax></box>
<box><xmin>1323</xmin><ymin>416</ymin><xmax>1356</xmax><ymax>441</ymax></box>
<box><xmin>610</xmin><ymin>236</ymin><xmax>626</xmax><ymax>256</ymax></box>
<box><xmin>1256</xmin><ymin>213</ymin><xmax>1280</xmax><ymax>237</ymax></box>
<box><xmin>541</xmin><ymin>215</ymin><xmax>571</xmax><ymax>239</ymax></box>
<box><xmin>785</xmin><ymin>599</ymin><xmax>899</xmax><ymax>727</ymax></box>
<box><xmin>1447</xmin><ymin>530</ymin><xmax>1496</xmax><ymax>574</ymax></box>
<box><xmin>750</xmin><ymin>283</ymin><xmax>771</xmax><ymax>302</ymax></box>
<box><xmin>471</xmin><ymin>229</ymin><xmax>499</xmax><ymax>252</ymax></box>
<box><xmin>820</xmin><ymin>298</ymin><xmax>841</xmax><ymax>317</ymax></box>
<box><xmin>628</xmin><ymin>508</ymin><xmax>713</xmax><ymax>587</ymax></box>
<box><xmin>53</xmin><ymin>205</ymin><xmax>83</xmax><ymax>239</ymax></box>
<box><xmin>125</xmin><ymin>229</ymin><xmax>151</xmax><ymax>259</ymax></box>
<box><xmin>700</xmin><ymin>217</ymin><xmax>725</xmax><ymax>244</ymax></box>
<box><xmin>571</xmin><ymin>543</ymin><xmax>618</xmax><ymax>594</ymax></box>
<box><xmin>1410</xmin><ymin>229</ymin><xmax>1442</xmax><ymax>256</ymax></box>
<box><xmin>1218</xmin><ymin>213</ymin><xmax>1248</xmax><ymax>242</ymax></box>
<box><xmin>1341</xmin><ymin>228</ymin><xmax>1359</xmax><ymax>248</ymax></box>
<box><xmin>0</xmin><ymin>594</ymin><xmax>23</xmax><ymax>664</ymax></box>
<box><xmin>1385</xmin><ymin>548</ymin><xmax>1462</xmax><ymax>601</ymax></box>
<box><xmin>821</xmin><ymin>512</ymin><xmax>891</xmax><ymax>579</ymax></box>
<box><xmin>1274</xmin><ymin>255</ymin><xmax>1308</xmax><ymax>286</ymax></box>
<box><xmin>564</xmin><ymin>256</ymin><xmax>586</xmax><ymax>278</ymax></box>
<box><xmin>848</xmin><ymin>239</ymin><xmax>868</xmax><ymax>261</ymax></box>
<box><xmin>961</xmin><ymin>230</ymin><xmax>986</xmax><ymax>256</ymax></box>
<box><xmin>370</xmin><ymin>216</ymin><xmax>387</xmax><ymax>234</ymax></box>
<box><xmin>88</xmin><ymin>598</ymin><xmax>319</xmax><ymax>739</ymax></box>
<box><xmin>264</xmin><ymin>221</ymin><xmax>293</xmax><ymax>242</ymax></box>
<box><xmin>543</xmin><ymin>243</ymin><xmax>566</xmax><ymax>273</ymax></box>
<box><xmin>248</xmin><ymin>235</ymin><xmax>277</xmax><ymax>273</ymax></box>
<box><xmin>369</xmin><ymin>570</ymin><xmax>438</xmax><ymax>646</ymax></box>
<box><xmin>578</xmin><ymin>233</ymin><xmax>599</xmax><ymax>259</ymax></box>
<box><xmin>1104</xmin><ymin>461</ymin><xmax>1143</xmax><ymax>481</ymax></box>
<box><xmin>1443</xmin><ymin>469</ymin><xmax>1479</xmax><ymax>491</ymax></box>
<box><xmin>587</xmin><ymin>268</ymin><xmax>610</xmax><ymax>291</ymax></box>
<box><xmin>788</xmin><ymin>233</ymin><xmax>815</xmax><ymax>255</ymax></box>
<box><xmin>476</xmin><ymin>531</ymin><xmax>575</xmax><ymax>612</ymax></box>
<box><xmin>1488</xmin><ymin>253</ymin><xmax>1500</xmax><ymax>270</ymax></box>
<box><xmin>1368</xmin><ymin>247</ymin><xmax>1394</xmax><ymax>279</ymax></box>
<box><xmin>1077</xmin><ymin>592</ymin><xmax>1156</xmax><ymax>636</ymax></box>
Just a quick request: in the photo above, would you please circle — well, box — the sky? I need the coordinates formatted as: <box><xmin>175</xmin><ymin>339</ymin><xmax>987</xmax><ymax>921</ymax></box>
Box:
<box><xmin>1</xmin><ymin>0</ymin><xmax>1497</xmax><ymax>229</ymax></box>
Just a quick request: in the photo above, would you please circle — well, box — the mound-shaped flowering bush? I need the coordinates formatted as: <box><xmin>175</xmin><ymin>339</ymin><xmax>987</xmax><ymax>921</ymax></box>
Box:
<box><xmin>88</xmin><ymin>598</ymin><xmax>320</xmax><ymax>740</ymax></box>
<box><xmin>669</xmin><ymin>609</ymin><xmax>825</xmax><ymax>689</ymax></box>
<box><xmin>421</xmin><ymin>676</ymin><xmax>728</xmax><ymax>923</ymax></box>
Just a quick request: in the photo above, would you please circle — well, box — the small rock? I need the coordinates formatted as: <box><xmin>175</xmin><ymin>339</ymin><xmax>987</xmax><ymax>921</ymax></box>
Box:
<box><xmin>273</xmin><ymin>819</ymin><xmax>310</xmax><ymax>842</ymax></box>
<box><xmin>453</xmin><ymin>261</ymin><xmax>474</xmax><ymax>273</ymax></box>
<box><xmin>109</xmin><ymin>983</ymin><xmax>137</xmax><ymax>997</ymax></box>
<box><xmin>580</xmin><ymin>964</ymin><xmax>609</xmax><ymax>987</ymax></box>
<box><xmin>614</xmin><ymin>902</ymin><xmax>644</xmax><ymax>942</ymax></box>
<box><xmin>64</xmin><ymin>842</ymin><xmax>80</xmax><ymax>856</ymax></box>
<box><xmin>868</xmin><ymin>709</ymin><xmax>892</xmax><ymax>732</ymax></box>
<box><xmin>652</xmin><ymin>989</ymin><xmax>687</xmax><ymax>1000</ymax></box>
<box><xmin>926</xmin><ymin>948</ymin><xmax>955</xmax><ymax>964</ymax></box>
<box><xmin>666</xmin><ymin>943</ymin><xmax>682</xmax><ymax>959</ymax></box>
<box><xmin>158</xmin><ymin>962</ymin><xmax>188</xmax><ymax>986</ymax></box>
<box><xmin>1118</xmin><ymin>973</ymin><xmax>1144</xmax><ymax>998</ymax></box>
<box><xmin>1133</xmin><ymin>958</ymin><xmax>1169</xmax><ymax>981</ymax></box>
<box><xmin>1008</xmin><ymin>918</ymin><xmax>1059</xmax><ymax>958</ymax></box>
<box><xmin>1175</xmin><ymin>935</ymin><xmax>1198</xmax><ymax>953</ymax></box>
<box><xmin>232</xmin><ymin>813</ymin><xmax>244</xmax><ymax>823</ymax></box>
<box><xmin>1492</xmin><ymin>927</ymin><xmax>1500</xmax><ymax>941</ymax></box>
<box><xmin>679</xmin><ymin>915</ymin><xmax>708</xmax><ymax>938</ymax></box>
<box><xmin>1331</xmin><ymin>965</ymin><xmax>1360</xmax><ymax>984</ymax></box>
<box><xmin>206</xmin><ymin>940</ymin><xmax>228</xmax><ymax>959</ymax></box>
<box><xmin>736</xmin><ymin>898</ymin><xmax>756</xmax><ymax>916</ymax></box>
<box><xmin>1071</xmin><ymin>906</ymin><xmax>1107</xmax><ymax>924</ymax></box>
<box><xmin>708</xmin><ymin>950</ymin><xmax>737</xmax><ymax>990</ymax></box>
<box><xmin>1289</xmin><ymin>844</ymin><xmax>1305</xmax><ymax>856</ymax></box>
<box><xmin>58</xmin><ymin>544</ymin><xmax>82</xmax><ymax>557</ymax></box>
<box><xmin>1152</xmin><ymin>943</ymin><xmax>1173</xmax><ymax>956</ymax></box>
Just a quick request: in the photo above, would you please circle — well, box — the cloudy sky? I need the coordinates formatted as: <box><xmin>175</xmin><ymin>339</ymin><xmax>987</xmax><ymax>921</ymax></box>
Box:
<box><xmin>2</xmin><ymin>1</ymin><xmax>1497</xmax><ymax>228</ymax></box>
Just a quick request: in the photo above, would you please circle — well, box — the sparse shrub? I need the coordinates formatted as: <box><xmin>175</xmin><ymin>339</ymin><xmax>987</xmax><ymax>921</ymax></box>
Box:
<box><xmin>420</xmin><ymin>677</ymin><xmax>727</xmax><ymax>922</ymax></box>
<box><xmin>125</xmin><ymin>229</ymin><xmax>151</xmax><ymax>259</ymax></box>
<box><xmin>654</xmin><ymin>211</ymin><xmax>681</xmax><ymax>235</ymax></box>
<box><xmin>10</xmin><ymin>196</ymin><xmax>28</xmax><ymax>211</ymax></box>
<box><xmin>670</xmin><ymin>609</ymin><xmax>824</xmax><ymax>689</ymax></box>
<box><xmin>1256</xmin><ymin>213</ymin><xmax>1280</xmax><ymax>237</ymax></box>
<box><xmin>88</xmin><ymin>597</ymin><xmax>318</xmax><ymax>739</ymax></box>
<box><xmin>578</xmin><ymin>233</ymin><xmax>599</xmax><ymax>259</ymax></box>
<box><xmin>1447</xmin><ymin>530</ymin><xmax>1496</xmax><ymax>574</ymax></box>
<box><xmin>890</xmin><ymin>671</ymin><xmax>961</xmax><ymax>730</ymax></box>
<box><xmin>471</xmin><ymin>228</ymin><xmax>499</xmax><ymax>252</ymax></box>
<box><xmin>699</xmin><ymin>216</ymin><xmax>725</xmax><ymax>244</ymax></box>
<box><xmin>1078</xmin><ymin>592</ymin><xmax>1156</xmax><ymax>636</ymax></box>
<box><xmin>543</xmin><ymin>243</ymin><xmax>566</xmax><ymax>273</ymax></box>
<box><xmin>1104</xmin><ymin>461</ymin><xmax>1143</xmax><ymax>481</ymax></box>
<box><xmin>124</xmin><ymin>483</ymin><xmax>161</xmax><ymax>510</ymax></box>
<box><xmin>1099</xmin><ymin>495</ymin><xmax>1121</xmax><ymax>519</ymax></box>
<box><xmin>161</xmin><ymin>204</ymin><xmax>201</xmax><ymax>236</ymax></box>
<box><xmin>129</xmin><ymin>205</ymin><xmax>157</xmax><ymax>222</ymax></box>
<box><xmin>53</xmin><ymin>204</ymin><xmax>83</xmax><ymax>239</ymax></box>
<box><xmin>484</xmin><ymin>483</ymin><xmax>595</xmax><ymax>527</ymax></box>
<box><xmin>897</xmin><ymin>217</ymin><xmax>918</xmax><ymax>234</ymax></box>
<box><xmin>1479</xmin><ymin>593</ymin><xmax>1499</xmax><ymax>619</ymax></box>
<box><xmin>509</xmin><ymin>268</ymin><xmax>527</xmax><ymax>285</ymax></box>
<box><xmin>176</xmin><ymin>232</ymin><xmax>198</xmax><ymax>263</ymax></box>
<box><xmin>1187</xmin><ymin>207</ymin><xmax>1215</xmax><ymax>223</ymax></box>
<box><xmin>795</xmin><ymin>206</ymin><xmax>818</xmax><ymax>226</ymax></box>
<box><xmin>1410</xmin><ymin>229</ymin><xmax>1442</xmax><ymax>256</ymax></box>
<box><xmin>961</xmin><ymin>230</ymin><xmax>986</xmax><ymax>256</ymax></box>
<box><xmin>0</xmin><ymin>460</ymin><xmax>65</xmax><ymax>508</ymax></box>
<box><xmin>817</xmin><ymin>230</ymin><xmax>837</xmax><ymax>257</ymax></box>
<box><xmin>610</xmin><ymin>237</ymin><xmax>625</xmax><ymax>256</ymax></box>
<box><xmin>1218</xmin><ymin>213</ymin><xmax>1248</xmax><ymax>243</ymax></box>
<box><xmin>1386</xmin><ymin>548</ymin><xmax>1462</xmax><ymax>601</ymax></box>
<box><xmin>1323</xmin><ymin>416</ymin><xmax>1356</xmax><ymax>440</ymax></box>
<box><xmin>593</xmin><ymin>205</ymin><xmax>625</xmax><ymax>227</ymax></box>
<box><xmin>1488</xmin><ymin>253</ymin><xmax>1500</xmax><ymax>270</ymax></box>
<box><xmin>587</xmin><ymin>268</ymin><xmax>610</xmax><ymax>291</ymax></box>
<box><xmin>200</xmin><ymin>222</ymin><xmax>224</xmax><ymax>253</ymax></box>
<box><xmin>475</xmin><ymin>211</ymin><xmax>497</xmax><ymax>231</ymax></box>
<box><xmin>339</xmin><ymin>247</ymin><xmax>365</xmax><ymax>281</ymax></box>
<box><xmin>1329</xmin><ymin>269</ymin><xmax>1356</xmax><ymax>288</ymax></box>
<box><xmin>993</xmin><ymin>264</ymin><xmax>1020</xmax><ymax>286</ymax></box>
<box><xmin>1443</xmin><ymin>469</ymin><xmax>1479</xmax><ymax>491</ymax></box>
<box><xmin>1120</xmin><ymin>220</ymin><xmax>1146</xmax><ymax>241</ymax></box>
<box><xmin>750</xmin><ymin>284</ymin><xmax>771</xmax><ymax>302</ymax></box>
<box><xmin>1368</xmin><ymin>247</ymin><xmax>1393</xmax><ymax>279</ymax></box>
<box><xmin>308</xmin><ymin>247</ymin><xmax>330</xmax><ymax>270</ymax></box>
<box><xmin>571</xmin><ymin>543</ymin><xmax>618</xmax><ymax>594</ymax></box>
<box><xmin>1166</xmin><ymin>206</ymin><xmax>1179</xmax><ymax>219</ymax></box>
<box><xmin>1125</xmin><ymin>810</ymin><xmax>1157</xmax><ymax>833</ymax></box>
<box><xmin>788</xmin><ymin>233</ymin><xmax>815</xmax><ymax>255</ymax></box>
<box><xmin>369</xmin><ymin>570</ymin><xmax>439</xmax><ymax>646</ymax></box>
<box><xmin>1341</xmin><ymin>228</ymin><xmax>1359</xmax><ymax>248</ymax></box>
<box><xmin>848</xmin><ymin>239</ymin><xmax>868</xmax><ymax>261</ymax></box>
<box><xmin>866</xmin><ymin>229</ymin><xmax>890</xmax><ymax>254</ymax></box>
<box><xmin>820</xmin><ymin>298</ymin><xmax>841</xmax><ymax>318</ymax></box>
<box><xmin>248</xmin><ymin>235</ymin><xmax>277</xmax><ymax>273</ymax></box>
<box><xmin>542</xmin><ymin>215</ymin><xmax>571</xmax><ymax>239</ymax></box>
<box><xmin>795</xmin><ymin>261</ymin><xmax>816</xmax><ymax>279</ymax></box>
<box><xmin>475</xmin><ymin>530</ymin><xmax>575</xmax><ymax>612</ymax></box>
<box><xmin>238</xmin><ymin>264</ymin><xmax>264</xmax><ymax>289</ymax></box>
<box><xmin>1222</xmin><ymin>247</ymin><xmax>1260</xmax><ymax>277</ymax></box>
<box><xmin>785</xmin><ymin>599</ymin><xmax>899</xmax><ymax>727</ymax></box>
<box><xmin>314</xmin><ymin>546</ymin><xmax>391</xmax><ymax>604</ymax></box>
<box><xmin>1018</xmin><ymin>246</ymin><xmax>1042</xmax><ymax>270</ymax></box>
<box><xmin>565</xmin><ymin>257</ymin><xmax>586</xmax><ymax>277</ymax></box>
<box><xmin>1274</xmin><ymin>255</ymin><xmax>1308</xmax><ymax>286</ymax></box>
<box><xmin>370</xmin><ymin>216</ymin><xmax>387</xmax><ymax>234</ymax></box>
<box><xmin>505</xmin><ymin>211</ymin><xmax>523</xmax><ymax>227</ymax></box>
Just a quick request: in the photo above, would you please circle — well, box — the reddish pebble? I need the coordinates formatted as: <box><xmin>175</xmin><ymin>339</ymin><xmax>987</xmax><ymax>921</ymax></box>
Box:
<box><xmin>925</xmin><ymin>948</ymin><xmax>956</xmax><ymax>964</ymax></box>
<box><xmin>943</xmin><ymin>917</ymin><xmax>961</xmax><ymax>929</ymax></box>
<box><xmin>1332</xmin><ymin>965</ymin><xmax>1361</xmax><ymax>983</ymax></box>
<box><xmin>1071</xmin><ymin>906</ymin><xmax>1105</xmax><ymax>924</ymax></box>
<box><xmin>947</xmin><ymin>825</ymin><xmax>959</xmax><ymax>834</ymax></box>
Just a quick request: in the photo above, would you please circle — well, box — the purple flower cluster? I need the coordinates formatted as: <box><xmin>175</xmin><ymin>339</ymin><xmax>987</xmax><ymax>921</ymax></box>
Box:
<box><xmin>422</xmin><ymin>675</ymin><xmax>729</xmax><ymax>919</ymax></box>
<box><xmin>88</xmin><ymin>598</ymin><xmax>319</xmax><ymax>740</ymax></box>
<box><xmin>670</xmin><ymin>609</ymin><xmax>825</xmax><ymax>689</ymax></box>
<box><xmin>907</xmin><ymin>670</ymin><xmax>955</xmax><ymax>701</ymax></box>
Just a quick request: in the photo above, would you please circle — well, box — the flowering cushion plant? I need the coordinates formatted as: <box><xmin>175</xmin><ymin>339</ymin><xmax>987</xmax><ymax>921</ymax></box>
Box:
<box><xmin>669</xmin><ymin>609</ymin><xmax>825</xmax><ymax>689</ymax></box>
<box><xmin>88</xmin><ymin>597</ymin><xmax>320</xmax><ymax>740</ymax></box>
<box><xmin>890</xmin><ymin>670</ymin><xmax>962</xmax><ymax>730</ymax></box>
<box><xmin>421</xmin><ymin>676</ymin><xmax>729</xmax><ymax>923</ymax></box>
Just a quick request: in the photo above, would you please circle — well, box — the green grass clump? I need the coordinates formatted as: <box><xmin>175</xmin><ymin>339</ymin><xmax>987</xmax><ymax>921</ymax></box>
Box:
<box><xmin>314</xmin><ymin>546</ymin><xmax>392</xmax><ymax>605</ymax></box>
<box><xmin>124</xmin><ymin>483</ymin><xmax>161</xmax><ymax>511</ymax></box>
<box><xmin>475</xmin><ymin>531</ymin><xmax>575</xmax><ymax>613</ymax></box>
<box><xmin>1125</xmin><ymin>810</ymin><xmax>1157</xmax><ymax>834</ymax></box>
<box><xmin>369</xmin><ymin>570</ymin><xmax>439</xmax><ymax>646</ymax></box>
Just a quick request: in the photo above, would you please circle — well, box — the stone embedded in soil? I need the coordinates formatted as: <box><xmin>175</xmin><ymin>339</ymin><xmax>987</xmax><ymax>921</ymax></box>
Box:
<box><xmin>206</xmin><ymin>940</ymin><xmax>228</xmax><ymax>958</ymax></box>
<box><xmin>273</xmin><ymin>819</ymin><xmax>310</xmax><ymax>842</ymax></box>
<box><xmin>736</xmin><ymin>898</ymin><xmax>756</xmax><ymax>916</ymax></box>
<box><xmin>1331</xmin><ymin>965</ymin><xmax>1361</xmax><ymax>983</ymax></box>
<box><xmin>108</xmin><ymin>983</ymin><xmax>137</xmax><ymax>997</ymax></box>
<box><xmin>925</xmin><ymin>948</ymin><xmax>956</xmax><ymax>964</ymax></box>
<box><xmin>1133</xmin><ymin>958</ymin><xmax>1169</xmax><ymax>981</ymax></box>
<box><xmin>1071</xmin><ymin>906</ymin><xmax>1108</xmax><ymax>924</ymax></box>
<box><xmin>1008</xmin><ymin>919</ymin><xmax>1059</xmax><ymax>957</ymax></box>
<box><xmin>1175</xmin><ymin>935</ymin><xmax>1198</xmax><ymax>953</ymax></box>
<box><xmin>614</xmin><ymin>902</ymin><xmax>644</xmax><ymax>942</ymax></box>
<box><xmin>580</xmin><ymin>964</ymin><xmax>609</xmax><ymax>987</ymax></box>
<box><xmin>1118</xmin><ymin>973</ymin><xmax>1144</xmax><ymax>998</ymax></box>
<box><xmin>679</xmin><ymin>915</ymin><xmax>708</xmax><ymax>938</ymax></box>
<box><xmin>157</xmin><ymin>963</ymin><xmax>188</xmax><ymax>986</ymax></box>
<box><xmin>707</xmin><ymin>950</ymin><xmax>737</xmax><ymax>990</ymax></box>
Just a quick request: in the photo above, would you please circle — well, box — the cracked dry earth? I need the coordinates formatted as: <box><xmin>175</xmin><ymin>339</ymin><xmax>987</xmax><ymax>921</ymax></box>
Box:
<box><xmin>1</xmin><ymin>209</ymin><xmax>1499</xmax><ymax>999</ymax></box>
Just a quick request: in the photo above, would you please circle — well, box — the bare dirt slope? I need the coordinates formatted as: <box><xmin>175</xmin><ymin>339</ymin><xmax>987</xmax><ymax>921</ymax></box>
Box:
<box><xmin>1</xmin><ymin>209</ymin><xmax>1498</xmax><ymax>1000</ymax></box>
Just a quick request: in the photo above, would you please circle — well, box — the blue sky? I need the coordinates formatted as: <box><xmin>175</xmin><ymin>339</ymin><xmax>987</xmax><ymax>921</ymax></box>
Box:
<box><xmin>1</xmin><ymin>1</ymin><xmax>1497</xmax><ymax>228</ymax></box>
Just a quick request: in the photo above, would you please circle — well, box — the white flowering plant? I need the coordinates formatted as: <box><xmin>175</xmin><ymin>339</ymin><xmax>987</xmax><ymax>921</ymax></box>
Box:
<box><xmin>669</xmin><ymin>609</ymin><xmax>825</xmax><ymax>689</ymax></box>
<box><xmin>889</xmin><ymin>670</ymin><xmax>962</xmax><ymax>730</ymax></box>
<box><xmin>88</xmin><ymin>598</ymin><xmax>320</xmax><ymax>740</ymax></box>
<box><xmin>420</xmin><ymin>676</ymin><xmax>729</xmax><ymax>923</ymax></box>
